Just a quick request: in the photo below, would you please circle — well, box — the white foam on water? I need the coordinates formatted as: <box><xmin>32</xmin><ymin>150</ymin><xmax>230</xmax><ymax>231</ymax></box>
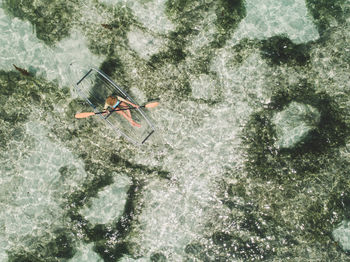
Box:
<box><xmin>127</xmin><ymin>27</ymin><xmax>166</xmax><ymax>60</ymax></box>
<box><xmin>79</xmin><ymin>174</ymin><xmax>131</xmax><ymax>225</ymax></box>
<box><xmin>69</xmin><ymin>242</ymin><xmax>103</xmax><ymax>262</ymax></box>
<box><xmin>0</xmin><ymin>119</ymin><xmax>88</xmax><ymax>253</ymax></box>
<box><xmin>231</xmin><ymin>0</ymin><xmax>319</xmax><ymax>44</ymax></box>
<box><xmin>0</xmin><ymin>7</ymin><xmax>104</xmax><ymax>89</ymax></box>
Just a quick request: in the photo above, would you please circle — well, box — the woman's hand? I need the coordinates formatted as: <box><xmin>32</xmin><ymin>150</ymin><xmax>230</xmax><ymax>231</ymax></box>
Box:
<box><xmin>102</xmin><ymin>110</ymin><xmax>110</xmax><ymax>116</ymax></box>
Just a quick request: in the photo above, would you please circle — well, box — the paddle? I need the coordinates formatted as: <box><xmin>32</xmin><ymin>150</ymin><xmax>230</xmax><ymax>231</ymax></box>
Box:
<box><xmin>75</xmin><ymin>101</ymin><xmax>159</xmax><ymax>119</ymax></box>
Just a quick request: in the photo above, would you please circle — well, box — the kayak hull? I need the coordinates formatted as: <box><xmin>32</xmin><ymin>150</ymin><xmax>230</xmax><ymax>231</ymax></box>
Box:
<box><xmin>72</xmin><ymin>65</ymin><xmax>155</xmax><ymax>145</ymax></box>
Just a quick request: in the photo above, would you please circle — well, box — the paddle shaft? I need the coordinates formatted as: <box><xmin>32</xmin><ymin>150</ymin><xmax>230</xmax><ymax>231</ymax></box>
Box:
<box><xmin>95</xmin><ymin>105</ymin><xmax>144</xmax><ymax>115</ymax></box>
<box><xmin>75</xmin><ymin>101</ymin><xmax>159</xmax><ymax>119</ymax></box>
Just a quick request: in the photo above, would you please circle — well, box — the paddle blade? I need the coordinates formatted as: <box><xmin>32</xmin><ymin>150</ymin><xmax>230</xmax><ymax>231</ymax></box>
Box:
<box><xmin>75</xmin><ymin>112</ymin><xmax>96</xmax><ymax>119</ymax></box>
<box><xmin>144</xmin><ymin>101</ymin><xmax>159</xmax><ymax>108</ymax></box>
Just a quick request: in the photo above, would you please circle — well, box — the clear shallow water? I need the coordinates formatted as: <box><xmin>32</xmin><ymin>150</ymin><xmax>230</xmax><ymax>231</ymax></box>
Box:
<box><xmin>1</xmin><ymin>0</ymin><xmax>350</xmax><ymax>261</ymax></box>
<box><xmin>231</xmin><ymin>0</ymin><xmax>320</xmax><ymax>44</ymax></box>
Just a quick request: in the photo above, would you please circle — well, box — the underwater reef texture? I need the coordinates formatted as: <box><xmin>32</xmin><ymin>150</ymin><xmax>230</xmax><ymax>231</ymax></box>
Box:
<box><xmin>0</xmin><ymin>70</ymin><xmax>169</xmax><ymax>261</ymax></box>
<box><xmin>306</xmin><ymin>0</ymin><xmax>348</xmax><ymax>35</ymax></box>
<box><xmin>2</xmin><ymin>0</ymin><xmax>79</xmax><ymax>45</ymax></box>
<box><xmin>1</xmin><ymin>0</ymin><xmax>350</xmax><ymax>261</ymax></box>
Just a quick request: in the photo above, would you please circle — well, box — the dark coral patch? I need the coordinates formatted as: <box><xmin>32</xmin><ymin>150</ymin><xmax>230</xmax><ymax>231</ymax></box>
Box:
<box><xmin>260</xmin><ymin>35</ymin><xmax>311</xmax><ymax>66</ymax></box>
<box><xmin>7</xmin><ymin>231</ymin><xmax>75</xmax><ymax>262</ymax></box>
<box><xmin>90</xmin><ymin>181</ymin><xmax>141</xmax><ymax>261</ymax></box>
<box><xmin>306</xmin><ymin>0</ymin><xmax>347</xmax><ymax>35</ymax></box>
<box><xmin>242</xmin><ymin>81</ymin><xmax>349</xmax><ymax>181</ymax></box>
<box><xmin>46</xmin><ymin>231</ymin><xmax>75</xmax><ymax>259</ymax></box>
<box><xmin>150</xmin><ymin>252</ymin><xmax>167</xmax><ymax>262</ymax></box>
<box><xmin>3</xmin><ymin>0</ymin><xmax>77</xmax><ymax>45</ymax></box>
<box><xmin>213</xmin><ymin>0</ymin><xmax>246</xmax><ymax>48</ymax></box>
<box><xmin>100</xmin><ymin>57</ymin><xmax>126</xmax><ymax>81</ymax></box>
<box><xmin>8</xmin><ymin>252</ymin><xmax>43</xmax><ymax>262</ymax></box>
<box><xmin>161</xmin><ymin>0</ymin><xmax>246</xmax><ymax>65</ymax></box>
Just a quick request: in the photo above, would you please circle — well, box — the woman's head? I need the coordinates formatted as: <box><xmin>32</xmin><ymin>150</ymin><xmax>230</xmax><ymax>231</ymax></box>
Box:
<box><xmin>106</xmin><ymin>95</ymin><xmax>118</xmax><ymax>106</ymax></box>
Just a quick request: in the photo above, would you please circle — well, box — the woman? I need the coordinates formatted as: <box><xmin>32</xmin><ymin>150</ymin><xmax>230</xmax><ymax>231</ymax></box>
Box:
<box><xmin>103</xmin><ymin>95</ymin><xmax>141</xmax><ymax>127</ymax></box>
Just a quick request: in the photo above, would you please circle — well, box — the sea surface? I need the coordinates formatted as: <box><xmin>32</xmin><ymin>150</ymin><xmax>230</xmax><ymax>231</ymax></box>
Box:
<box><xmin>1</xmin><ymin>0</ymin><xmax>350</xmax><ymax>261</ymax></box>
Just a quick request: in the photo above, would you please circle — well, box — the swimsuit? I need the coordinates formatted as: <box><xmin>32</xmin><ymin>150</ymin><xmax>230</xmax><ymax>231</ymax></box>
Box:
<box><xmin>104</xmin><ymin>100</ymin><xmax>120</xmax><ymax>119</ymax></box>
<box><xmin>113</xmin><ymin>100</ymin><xmax>121</xmax><ymax>109</ymax></box>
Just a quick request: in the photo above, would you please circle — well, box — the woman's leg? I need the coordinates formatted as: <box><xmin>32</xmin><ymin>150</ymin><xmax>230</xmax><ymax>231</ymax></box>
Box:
<box><xmin>120</xmin><ymin>102</ymin><xmax>132</xmax><ymax>118</ymax></box>
<box><xmin>117</xmin><ymin>102</ymin><xmax>141</xmax><ymax>127</ymax></box>
<box><xmin>117</xmin><ymin>111</ymin><xmax>141</xmax><ymax>127</ymax></box>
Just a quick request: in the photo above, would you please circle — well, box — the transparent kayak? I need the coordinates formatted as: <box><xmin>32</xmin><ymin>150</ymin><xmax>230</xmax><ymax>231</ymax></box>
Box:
<box><xmin>70</xmin><ymin>64</ymin><xmax>155</xmax><ymax>145</ymax></box>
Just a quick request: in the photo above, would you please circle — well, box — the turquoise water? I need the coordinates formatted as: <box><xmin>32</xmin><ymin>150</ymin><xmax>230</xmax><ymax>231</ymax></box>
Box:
<box><xmin>1</xmin><ymin>0</ymin><xmax>350</xmax><ymax>261</ymax></box>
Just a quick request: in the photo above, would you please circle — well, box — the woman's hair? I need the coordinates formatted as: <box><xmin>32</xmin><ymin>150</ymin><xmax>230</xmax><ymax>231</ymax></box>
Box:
<box><xmin>106</xmin><ymin>95</ymin><xmax>118</xmax><ymax>106</ymax></box>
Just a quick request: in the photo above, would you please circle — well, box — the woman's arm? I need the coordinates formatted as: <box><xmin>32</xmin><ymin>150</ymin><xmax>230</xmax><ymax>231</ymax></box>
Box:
<box><xmin>117</xmin><ymin>96</ymin><xmax>139</xmax><ymax>108</ymax></box>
